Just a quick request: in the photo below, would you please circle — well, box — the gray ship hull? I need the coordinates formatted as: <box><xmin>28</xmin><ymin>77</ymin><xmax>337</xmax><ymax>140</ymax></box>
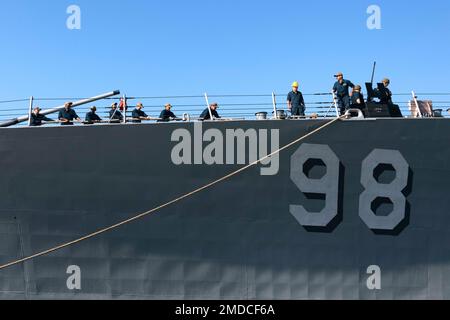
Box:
<box><xmin>0</xmin><ymin>118</ymin><xmax>449</xmax><ymax>300</ymax></box>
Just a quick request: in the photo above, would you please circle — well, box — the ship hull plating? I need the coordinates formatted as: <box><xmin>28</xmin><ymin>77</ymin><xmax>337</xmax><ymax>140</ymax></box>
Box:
<box><xmin>0</xmin><ymin>118</ymin><xmax>449</xmax><ymax>300</ymax></box>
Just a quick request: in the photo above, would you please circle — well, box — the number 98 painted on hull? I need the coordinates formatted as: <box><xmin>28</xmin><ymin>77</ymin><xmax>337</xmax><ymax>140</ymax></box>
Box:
<box><xmin>290</xmin><ymin>144</ymin><xmax>411</xmax><ymax>233</ymax></box>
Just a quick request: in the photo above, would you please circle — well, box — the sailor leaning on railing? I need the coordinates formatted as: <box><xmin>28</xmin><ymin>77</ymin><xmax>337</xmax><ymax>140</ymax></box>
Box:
<box><xmin>85</xmin><ymin>106</ymin><xmax>102</xmax><ymax>124</ymax></box>
<box><xmin>110</xmin><ymin>102</ymin><xmax>124</xmax><ymax>122</ymax></box>
<box><xmin>158</xmin><ymin>103</ymin><xmax>177</xmax><ymax>122</ymax></box>
<box><xmin>30</xmin><ymin>107</ymin><xmax>55</xmax><ymax>127</ymax></box>
<box><xmin>200</xmin><ymin>102</ymin><xmax>220</xmax><ymax>121</ymax></box>
<box><xmin>58</xmin><ymin>102</ymin><xmax>81</xmax><ymax>125</ymax></box>
<box><xmin>131</xmin><ymin>103</ymin><xmax>151</xmax><ymax>123</ymax></box>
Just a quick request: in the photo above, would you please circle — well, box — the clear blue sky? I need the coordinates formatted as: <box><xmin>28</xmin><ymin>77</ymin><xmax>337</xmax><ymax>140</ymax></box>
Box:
<box><xmin>0</xmin><ymin>0</ymin><xmax>449</xmax><ymax>100</ymax></box>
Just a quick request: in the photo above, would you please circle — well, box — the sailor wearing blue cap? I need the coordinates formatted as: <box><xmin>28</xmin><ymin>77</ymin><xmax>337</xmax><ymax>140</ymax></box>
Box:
<box><xmin>333</xmin><ymin>72</ymin><xmax>355</xmax><ymax>115</ymax></box>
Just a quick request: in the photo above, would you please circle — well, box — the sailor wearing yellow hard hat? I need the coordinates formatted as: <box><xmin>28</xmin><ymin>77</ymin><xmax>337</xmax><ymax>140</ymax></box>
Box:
<box><xmin>287</xmin><ymin>81</ymin><xmax>306</xmax><ymax>117</ymax></box>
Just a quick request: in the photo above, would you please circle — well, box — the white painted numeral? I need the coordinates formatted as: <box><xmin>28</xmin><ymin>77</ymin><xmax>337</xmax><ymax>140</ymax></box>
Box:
<box><xmin>290</xmin><ymin>144</ymin><xmax>341</xmax><ymax>227</ymax></box>
<box><xmin>359</xmin><ymin>149</ymin><xmax>410</xmax><ymax>231</ymax></box>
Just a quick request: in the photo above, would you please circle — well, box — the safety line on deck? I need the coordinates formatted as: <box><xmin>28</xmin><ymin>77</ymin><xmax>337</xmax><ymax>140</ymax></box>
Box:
<box><xmin>0</xmin><ymin>116</ymin><xmax>344</xmax><ymax>271</ymax></box>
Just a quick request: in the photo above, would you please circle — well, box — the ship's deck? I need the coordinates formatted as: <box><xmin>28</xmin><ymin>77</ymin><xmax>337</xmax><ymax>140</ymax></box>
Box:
<box><xmin>0</xmin><ymin>91</ymin><xmax>449</xmax><ymax>128</ymax></box>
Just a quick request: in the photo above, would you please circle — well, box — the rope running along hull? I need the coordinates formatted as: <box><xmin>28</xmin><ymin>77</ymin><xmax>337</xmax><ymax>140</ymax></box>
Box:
<box><xmin>0</xmin><ymin>118</ymin><xmax>448</xmax><ymax>299</ymax></box>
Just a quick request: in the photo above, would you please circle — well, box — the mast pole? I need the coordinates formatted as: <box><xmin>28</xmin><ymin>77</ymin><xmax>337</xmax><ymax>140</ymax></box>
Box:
<box><xmin>272</xmin><ymin>92</ymin><xmax>278</xmax><ymax>119</ymax></box>
<box><xmin>412</xmin><ymin>91</ymin><xmax>423</xmax><ymax>118</ymax></box>
<box><xmin>370</xmin><ymin>61</ymin><xmax>377</xmax><ymax>85</ymax></box>
<box><xmin>332</xmin><ymin>91</ymin><xmax>340</xmax><ymax>118</ymax></box>
<box><xmin>27</xmin><ymin>96</ymin><xmax>34</xmax><ymax>127</ymax></box>
<box><xmin>123</xmin><ymin>94</ymin><xmax>127</xmax><ymax>124</ymax></box>
<box><xmin>204</xmin><ymin>93</ymin><xmax>214</xmax><ymax>120</ymax></box>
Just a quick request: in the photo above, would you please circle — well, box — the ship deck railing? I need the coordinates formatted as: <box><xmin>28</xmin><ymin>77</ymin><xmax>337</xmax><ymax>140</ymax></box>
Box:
<box><xmin>0</xmin><ymin>91</ymin><xmax>450</xmax><ymax>128</ymax></box>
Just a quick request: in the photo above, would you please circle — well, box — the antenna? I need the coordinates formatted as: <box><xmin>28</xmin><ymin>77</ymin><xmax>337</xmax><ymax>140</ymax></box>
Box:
<box><xmin>366</xmin><ymin>61</ymin><xmax>378</xmax><ymax>102</ymax></box>
<box><xmin>370</xmin><ymin>61</ymin><xmax>377</xmax><ymax>85</ymax></box>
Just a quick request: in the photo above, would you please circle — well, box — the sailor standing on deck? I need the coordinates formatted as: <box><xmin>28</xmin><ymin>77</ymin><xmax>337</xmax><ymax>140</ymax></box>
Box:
<box><xmin>58</xmin><ymin>102</ymin><xmax>81</xmax><ymax>125</ymax></box>
<box><xmin>109</xmin><ymin>103</ymin><xmax>123</xmax><ymax>122</ymax></box>
<box><xmin>350</xmin><ymin>85</ymin><xmax>366</xmax><ymax>112</ymax></box>
<box><xmin>85</xmin><ymin>106</ymin><xmax>102</xmax><ymax>124</ymax></box>
<box><xmin>333</xmin><ymin>72</ymin><xmax>355</xmax><ymax>115</ymax></box>
<box><xmin>158</xmin><ymin>104</ymin><xmax>177</xmax><ymax>122</ymax></box>
<box><xmin>132</xmin><ymin>103</ymin><xmax>151</xmax><ymax>123</ymax></box>
<box><xmin>378</xmin><ymin>78</ymin><xmax>393</xmax><ymax>104</ymax></box>
<box><xmin>30</xmin><ymin>107</ymin><xmax>54</xmax><ymax>126</ymax></box>
<box><xmin>287</xmin><ymin>81</ymin><xmax>306</xmax><ymax>117</ymax></box>
<box><xmin>200</xmin><ymin>103</ymin><xmax>221</xmax><ymax>121</ymax></box>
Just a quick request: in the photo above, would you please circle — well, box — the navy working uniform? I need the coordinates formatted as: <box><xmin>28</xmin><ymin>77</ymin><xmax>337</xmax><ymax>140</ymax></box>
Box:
<box><xmin>200</xmin><ymin>108</ymin><xmax>220</xmax><ymax>120</ymax></box>
<box><xmin>158</xmin><ymin>109</ymin><xmax>177</xmax><ymax>122</ymax></box>
<box><xmin>132</xmin><ymin>108</ymin><xmax>149</xmax><ymax>123</ymax></box>
<box><xmin>333</xmin><ymin>79</ymin><xmax>355</xmax><ymax>115</ymax></box>
<box><xmin>30</xmin><ymin>113</ymin><xmax>53</xmax><ymax>127</ymax></box>
<box><xmin>385</xmin><ymin>87</ymin><xmax>393</xmax><ymax>104</ymax></box>
<box><xmin>58</xmin><ymin>109</ymin><xmax>80</xmax><ymax>126</ymax></box>
<box><xmin>378</xmin><ymin>78</ymin><xmax>393</xmax><ymax>104</ymax></box>
<box><xmin>287</xmin><ymin>91</ymin><xmax>306</xmax><ymax>116</ymax></box>
<box><xmin>351</xmin><ymin>91</ymin><xmax>366</xmax><ymax>111</ymax></box>
<box><xmin>109</xmin><ymin>109</ymin><xmax>123</xmax><ymax>122</ymax></box>
<box><xmin>377</xmin><ymin>86</ymin><xmax>393</xmax><ymax>104</ymax></box>
<box><xmin>85</xmin><ymin>111</ymin><xmax>102</xmax><ymax>124</ymax></box>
